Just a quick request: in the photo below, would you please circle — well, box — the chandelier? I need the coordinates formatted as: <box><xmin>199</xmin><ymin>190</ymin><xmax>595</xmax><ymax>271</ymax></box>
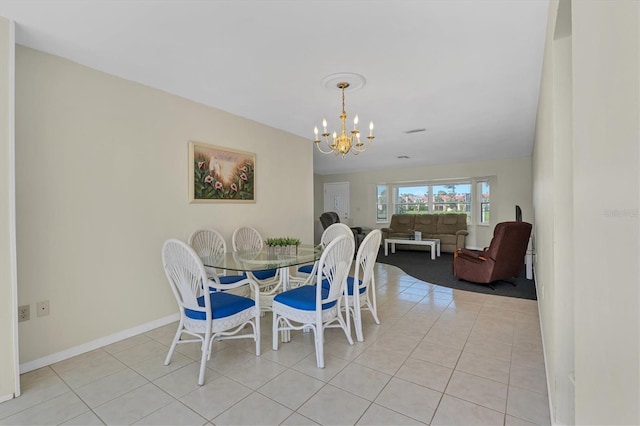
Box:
<box><xmin>313</xmin><ymin>82</ymin><xmax>374</xmax><ymax>156</ymax></box>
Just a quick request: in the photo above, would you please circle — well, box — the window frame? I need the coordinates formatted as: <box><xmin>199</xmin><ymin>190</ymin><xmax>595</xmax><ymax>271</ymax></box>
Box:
<box><xmin>394</xmin><ymin>184</ymin><xmax>430</xmax><ymax>215</ymax></box>
<box><xmin>430</xmin><ymin>182</ymin><xmax>472</xmax><ymax>220</ymax></box>
<box><xmin>376</xmin><ymin>184</ymin><xmax>389</xmax><ymax>223</ymax></box>
<box><xmin>477</xmin><ymin>179</ymin><xmax>491</xmax><ymax>226</ymax></box>
<box><xmin>376</xmin><ymin>178</ymin><xmax>491</xmax><ymax>226</ymax></box>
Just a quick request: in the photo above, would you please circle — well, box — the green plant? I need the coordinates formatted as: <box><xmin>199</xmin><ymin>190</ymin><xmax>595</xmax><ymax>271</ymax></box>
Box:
<box><xmin>265</xmin><ymin>237</ymin><xmax>301</xmax><ymax>246</ymax></box>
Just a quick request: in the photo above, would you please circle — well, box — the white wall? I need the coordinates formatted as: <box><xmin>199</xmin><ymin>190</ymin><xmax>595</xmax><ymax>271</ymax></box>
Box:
<box><xmin>534</xmin><ymin>0</ymin><xmax>639</xmax><ymax>424</ymax></box>
<box><xmin>571</xmin><ymin>1</ymin><xmax>639</xmax><ymax>423</ymax></box>
<box><xmin>14</xmin><ymin>46</ymin><xmax>314</xmax><ymax>364</ymax></box>
<box><xmin>533</xmin><ymin>1</ymin><xmax>575</xmax><ymax>423</ymax></box>
<box><xmin>0</xmin><ymin>17</ymin><xmax>19</xmax><ymax>400</ymax></box>
<box><xmin>314</xmin><ymin>156</ymin><xmax>533</xmax><ymax>249</ymax></box>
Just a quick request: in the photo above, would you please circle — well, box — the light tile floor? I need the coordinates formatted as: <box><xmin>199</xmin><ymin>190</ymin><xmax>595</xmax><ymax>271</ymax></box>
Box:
<box><xmin>0</xmin><ymin>264</ymin><xmax>551</xmax><ymax>425</ymax></box>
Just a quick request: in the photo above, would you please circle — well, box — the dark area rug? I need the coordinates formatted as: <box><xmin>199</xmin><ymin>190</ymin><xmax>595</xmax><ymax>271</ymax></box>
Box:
<box><xmin>376</xmin><ymin>247</ymin><xmax>537</xmax><ymax>300</ymax></box>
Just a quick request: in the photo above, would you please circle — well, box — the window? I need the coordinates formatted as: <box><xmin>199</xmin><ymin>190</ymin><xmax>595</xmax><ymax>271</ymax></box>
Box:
<box><xmin>394</xmin><ymin>185</ymin><xmax>429</xmax><ymax>214</ymax></box>
<box><xmin>376</xmin><ymin>185</ymin><xmax>389</xmax><ymax>223</ymax></box>
<box><xmin>377</xmin><ymin>178</ymin><xmax>491</xmax><ymax>225</ymax></box>
<box><xmin>432</xmin><ymin>183</ymin><xmax>471</xmax><ymax>217</ymax></box>
<box><xmin>478</xmin><ymin>180</ymin><xmax>490</xmax><ymax>224</ymax></box>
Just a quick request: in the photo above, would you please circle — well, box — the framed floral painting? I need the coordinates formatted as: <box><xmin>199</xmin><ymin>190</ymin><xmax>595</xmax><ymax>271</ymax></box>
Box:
<box><xmin>188</xmin><ymin>141</ymin><xmax>256</xmax><ymax>203</ymax></box>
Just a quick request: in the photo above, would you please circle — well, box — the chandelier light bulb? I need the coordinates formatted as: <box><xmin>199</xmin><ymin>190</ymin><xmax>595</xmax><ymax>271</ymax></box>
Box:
<box><xmin>354</xmin><ymin>114</ymin><xmax>359</xmax><ymax>130</ymax></box>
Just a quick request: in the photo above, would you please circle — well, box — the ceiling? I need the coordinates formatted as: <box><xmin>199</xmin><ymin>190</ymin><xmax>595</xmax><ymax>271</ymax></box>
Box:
<box><xmin>0</xmin><ymin>0</ymin><xmax>549</xmax><ymax>175</ymax></box>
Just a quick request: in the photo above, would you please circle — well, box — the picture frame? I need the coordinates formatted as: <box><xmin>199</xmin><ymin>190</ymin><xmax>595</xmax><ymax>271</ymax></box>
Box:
<box><xmin>188</xmin><ymin>141</ymin><xmax>256</xmax><ymax>203</ymax></box>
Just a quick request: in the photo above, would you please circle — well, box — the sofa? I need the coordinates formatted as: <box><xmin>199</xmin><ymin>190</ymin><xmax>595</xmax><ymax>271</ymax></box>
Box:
<box><xmin>381</xmin><ymin>213</ymin><xmax>468</xmax><ymax>253</ymax></box>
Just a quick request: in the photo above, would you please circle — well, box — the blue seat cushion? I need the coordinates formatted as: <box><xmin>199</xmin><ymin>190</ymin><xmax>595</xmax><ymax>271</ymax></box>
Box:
<box><xmin>273</xmin><ymin>285</ymin><xmax>337</xmax><ymax>311</ymax></box>
<box><xmin>219</xmin><ymin>275</ymin><xmax>247</xmax><ymax>284</ymax></box>
<box><xmin>185</xmin><ymin>292</ymin><xmax>255</xmax><ymax>320</ymax></box>
<box><xmin>208</xmin><ymin>275</ymin><xmax>248</xmax><ymax>292</ymax></box>
<box><xmin>297</xmin><ymin>264</ymin><xmax>314</xmax><ymax>274</ymax></box>
<box><xmin>321</xmin><ymin>276</ymin><xmax>366</xmax><ymax>296</ymax></box>
<box><xmin>252</xmin><ymin>269</ymin><xmax>277</xmax><ymax>280</ymax></box>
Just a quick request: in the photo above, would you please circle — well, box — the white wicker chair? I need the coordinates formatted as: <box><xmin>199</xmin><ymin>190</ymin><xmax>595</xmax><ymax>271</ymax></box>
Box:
<box><xmin>344</xmin><ymin>229</ymin><xmax>382</xmax><ymax>342</ymax></box>
<box><xmin>272</xmin><ymin>234</ymin><xmax>355</xmax><ymax>368</ymax></box>
<box><xmin>231</xmin><ymin>226</ymin><xmax>279</xmax><ymax>282</ymax></box>
<box><xmin>188</xmin><ymin>229</ymin><xmax>226</xmax><ymax>277</ymax></box>
<box><xmin>188</xmin><ymin>229</ymin><xmax>250</xmax><ymax>297</ymax></box>
<box><xmin>232</xmin><ymin>226</ymin><xmax>281</xmax><ymax>310</ymax></box>
<box><xmin>232</xmin><ymin>226</ymin><xmax>263</xmax><ymax>251</ymax></box>
<box><xmin>295</xmin><ymin>223</ymin><xmax>354</xmax><ymax>284</ymax></box>
<box><xmin>161</xmin><ymin>239</ymin><xmax>260</xmax><ymax>386</ymax></box>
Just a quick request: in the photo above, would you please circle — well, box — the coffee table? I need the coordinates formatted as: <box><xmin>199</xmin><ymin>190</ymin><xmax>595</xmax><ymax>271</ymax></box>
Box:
<box><xmin>384</xmin><ymin>238</ymin><xmax>441</xmax><ymax>260</ymax></box>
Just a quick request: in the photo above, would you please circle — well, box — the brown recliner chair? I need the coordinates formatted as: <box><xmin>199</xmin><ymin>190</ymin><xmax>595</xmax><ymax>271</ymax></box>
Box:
<box><xmin>453</xmin><ymin>221</ymin><xmax>532</xmax><ymax>286</ymax></box>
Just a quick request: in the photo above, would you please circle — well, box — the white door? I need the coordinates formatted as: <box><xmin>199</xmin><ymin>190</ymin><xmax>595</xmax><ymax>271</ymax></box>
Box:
<box><xmin>324</xmin><ymin>182</ymin><xmax>350</xmax><ymax>223</ymax></box>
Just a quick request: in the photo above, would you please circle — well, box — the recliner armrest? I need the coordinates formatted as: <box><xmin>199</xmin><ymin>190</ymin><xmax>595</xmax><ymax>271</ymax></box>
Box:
<box><xmin>457</xmin><ymin>248</ymin><xmax>486</xmax><ymax>260</ymax></box>
<box><xmin>456</xmin><ymin>230</ymin><xmax>469</xmax><ymax>236</ymax></box>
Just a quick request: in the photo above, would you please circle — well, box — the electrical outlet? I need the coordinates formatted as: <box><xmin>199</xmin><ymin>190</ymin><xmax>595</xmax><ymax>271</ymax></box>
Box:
<box><xmin>18</xmin><ymin>305</ymin><xmax>30</xmax><ymax>322</ymax></box>
<box><xmin>37</xmin><ymin>300</ymin><xmax>50</xmax><ymax>317</ymax></box>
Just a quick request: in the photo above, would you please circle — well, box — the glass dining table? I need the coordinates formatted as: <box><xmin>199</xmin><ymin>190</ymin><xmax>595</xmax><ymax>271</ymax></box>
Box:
<box><xmin>200</xmin><ymin>244</ymin><xmax>323</xmax><ymax>307</ymax></box>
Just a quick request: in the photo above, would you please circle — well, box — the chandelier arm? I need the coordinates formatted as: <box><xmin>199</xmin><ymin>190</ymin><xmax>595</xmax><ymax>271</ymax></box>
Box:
<box><xmin>315</xmin><ymin>141</ymin><xmax>336</xmax><ymax>154</ymax></box>
<box><xmin>352</xmin><ymin>144</ymin><xmax>368</xmax><ymax>154</ymax></box>
<box><xmin>352</xmin><ymin>135</ymin><xmax>374</xmax><ymax>153</ymax></box>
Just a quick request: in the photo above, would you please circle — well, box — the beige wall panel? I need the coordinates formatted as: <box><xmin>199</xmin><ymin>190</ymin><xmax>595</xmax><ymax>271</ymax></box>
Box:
<box><xmin>15</xmin><ymin>47</ymin><xmax>313</xmax><ymax>363</ymax></box>
<box><xmin>0</xmin><ymin>16</ymin><xmax>18</xmax><ymax>399</ymax></box>
<box><xmin>572</xmin><ymin>1</ymin><xmax>639</xmax><ymax>423</ymax></box>
<box><xmin>532</xmin><ymin>1</ymin><xmax>576</xmax><ymax>423</ymax></box>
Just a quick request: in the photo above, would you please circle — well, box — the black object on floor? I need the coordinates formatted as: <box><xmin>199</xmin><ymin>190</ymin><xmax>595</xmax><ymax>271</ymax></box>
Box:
<box><xmin>376</xmin><ymin>247</ymin><xmax>537</xmax><ymax>300</ymax></box>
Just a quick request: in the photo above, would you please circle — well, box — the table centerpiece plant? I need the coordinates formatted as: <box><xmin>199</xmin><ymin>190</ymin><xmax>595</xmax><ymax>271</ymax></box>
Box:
<box><xmin>265</xmin><ymin>237</ymin><xmax>301</xmax><ymax>256</ymax></box>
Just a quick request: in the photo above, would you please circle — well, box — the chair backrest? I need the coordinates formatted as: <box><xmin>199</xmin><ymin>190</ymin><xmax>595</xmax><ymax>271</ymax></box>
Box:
<box><xmin>484</xmin><ymin>221</ymin><xmax>532</xmax><ymax>276</ymax></box>
<box><xmin>319</xmin><ymin>211</ymin><xmax>341</xmax><ymax>230</ymax></box>
<box><xmin>188</xmin><ymin>229</ymin><xmax>227</xmax><ymax>258</ymax></box>
<box><xmin>232</xmin><ymin>226</ymin><xmax>264</xmax><ymax>251</ymax></box>
<box><xmin>352</xmin><ymin>229</ymin><xmax>382</xmax><ymax>291</ymax></box>
<box><xmin>162</xmin><ymin>239</ymin><xmax>210</xmax><ymax>321</ymax></box>
<box><xmin>317</xmin><ymin>234</ymin><xmax>355</xmax><ymax>306</ymax></box>
<box><xmin>321</xmin><ymin>223</ymin><xmax>354</xmax><ymax>247</ymax></box>
<box><xmin>436</xmin><ymin>213</ymin><xmax>468</xmax><ymax>234</ymax></box>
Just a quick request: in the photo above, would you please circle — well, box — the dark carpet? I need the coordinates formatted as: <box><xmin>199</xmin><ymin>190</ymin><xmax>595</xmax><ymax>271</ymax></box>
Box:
<box><xmin>376</xmin><ymin>247</ymin><xmax>537</xmax><ymax>300</ymax></box>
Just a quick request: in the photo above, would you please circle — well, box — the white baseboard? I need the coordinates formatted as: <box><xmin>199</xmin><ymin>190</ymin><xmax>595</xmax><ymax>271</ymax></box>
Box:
<box><xmin>535</xmin><ymin>269</ymin><xmax>560</xmax><ymax>426</ymax></box>
<box><xmin>0</xmin><ymin>393</ymin><xmax>15</xmax><ymax>404</ymax></box>
<box><xmin>19</xmin><ymin>313</ymin><xmax>179</xmax><ymax>374</ymax></box>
